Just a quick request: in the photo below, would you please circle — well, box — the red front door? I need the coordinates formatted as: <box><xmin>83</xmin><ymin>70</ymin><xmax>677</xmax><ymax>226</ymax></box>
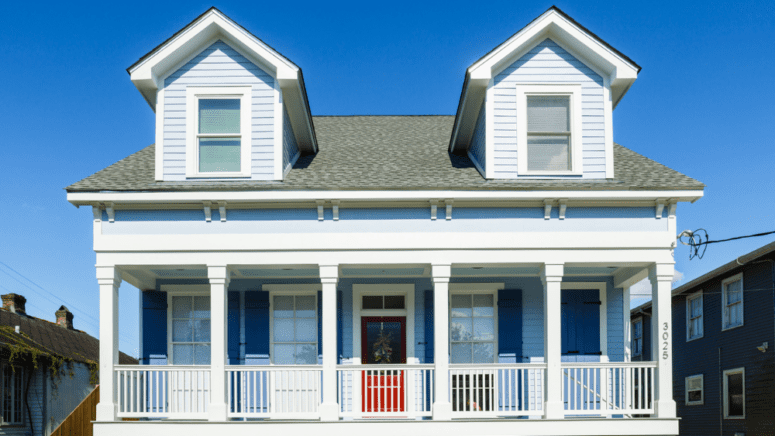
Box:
<box><xmin>361</xmin><ymin>317</ymin><xmax>406</xmax><ymax>413</ymax></box>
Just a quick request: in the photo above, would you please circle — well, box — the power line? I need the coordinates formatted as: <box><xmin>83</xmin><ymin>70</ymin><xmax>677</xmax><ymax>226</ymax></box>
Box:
<box><xmin>678</xmin><ymin>229</ymin><xmax>775</xmax><ymax>260</ymax></box>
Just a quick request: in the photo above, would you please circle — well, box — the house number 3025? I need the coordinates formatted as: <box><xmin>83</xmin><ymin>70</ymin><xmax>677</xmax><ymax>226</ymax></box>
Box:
<box><xmin>662</xmin><ymin>322</ymin><xmax>669</xmax><ymax>360</ymax></box>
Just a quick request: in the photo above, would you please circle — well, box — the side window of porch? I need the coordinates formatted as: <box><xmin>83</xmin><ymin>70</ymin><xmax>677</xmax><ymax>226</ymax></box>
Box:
<box><xmin>450</xmin><ymin>293</ymin><xmax>495</xmax><ymax>363</ymax></box>
<box><xmin>171</xmin><ymin>295</ymin><xmax>211</xmax><ymax>365</ymax></box>
<box><xmin>271</xmin><ymin>295</ymin><xmax>317</xmax><ymax>364</ymax></box>
<box><xmin>632</xmin><ymin>318</ymin><xmax>642</xmax><ymax>357</ymax></box>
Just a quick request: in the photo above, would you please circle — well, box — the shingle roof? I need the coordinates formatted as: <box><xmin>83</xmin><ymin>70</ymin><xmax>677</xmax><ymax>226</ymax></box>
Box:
<box><xmin>66</xmin><ymin>116</ymin><xmax>703</xmax><ymax>192</ymax></box>
<box><xmin>0</xmin><ymin>309</ymin><xmax>136</xmax><ymax>365</ymax></box>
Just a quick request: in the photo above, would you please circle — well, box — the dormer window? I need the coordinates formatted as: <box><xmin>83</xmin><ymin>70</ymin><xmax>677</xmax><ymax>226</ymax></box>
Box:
<box><xmin>185</xmin><ymin>86</ymin><xmax>252</xmax><ymax>178</ymax></box>
<box><xmin>517</xmin><ymin>84</ymin><xmax>582</xmax><ymax>175</ymax></box>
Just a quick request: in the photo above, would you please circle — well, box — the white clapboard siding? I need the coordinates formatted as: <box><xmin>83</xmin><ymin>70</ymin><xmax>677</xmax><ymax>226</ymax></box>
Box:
<box><xmin>163</xmin><ymin>40</ymin><xmax>276</xmax><ymax>181</ymax></box>
<box><xmin>492</xmin><ymin>38</ymin><xmax>606</xmax><ymax>179</ymax></box>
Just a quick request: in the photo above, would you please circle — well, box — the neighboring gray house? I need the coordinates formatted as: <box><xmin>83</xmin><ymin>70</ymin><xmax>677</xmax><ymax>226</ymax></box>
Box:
<box><xmin>0</xmin><ymin>293</ymin><xmax>136</xmax><ymax>436</ymax></box>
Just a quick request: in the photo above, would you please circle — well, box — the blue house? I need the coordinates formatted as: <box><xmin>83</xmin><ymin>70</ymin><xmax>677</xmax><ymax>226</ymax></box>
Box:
<box><xmin>66</xmin><ymin>6</ymin><xmax>704</xmax><ymax>436</ymax></box>
<box><xmin>632</xmin><ymin>241</ymin><xmax>775</xmax><ymax>436</ymax></box>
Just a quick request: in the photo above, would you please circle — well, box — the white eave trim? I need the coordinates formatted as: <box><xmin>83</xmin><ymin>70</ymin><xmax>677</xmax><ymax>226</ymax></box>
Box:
<box><xmin>68</xmin><ymin>189</ymin><xmax>703</xmax><ymax>206</ymax></box>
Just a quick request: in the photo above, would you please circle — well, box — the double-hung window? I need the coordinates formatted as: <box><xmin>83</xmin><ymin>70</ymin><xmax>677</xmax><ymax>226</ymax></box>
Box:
<box><xmin>722</xmin><ymin>274</ymin><xmax>744</xmax><ymax>330</ymax></box>
<box><xmin>632</xmin><ymin>318</ymin><xmax>643</xmax><ymax>357</ymax></box>
<box><xmin>171</xmin><ymin>295</ymin><xmax>211</xmax><ymax>365</ymax></box>
<box><xmin>686</xmin><ymin>291</ymin><xmax>703</xmax><ymax>340</ymax></box>
<box><xmin>186</xmin><ymin>86</ymin><xmax>252</xmax><ymax>177</ymax></box>
<box><xmin>271</xmin><ymin>294</ymin><xmax>318</xmax><ymax>364</ymax></box>
<box><xmin>516</xmin><ymin>84</ymin><xmax>582</xmax><ymax>175</ymax></box>
<box><xmin>1</xmin><ymin>364</ymin><xmax>23</xmax><ymax>425</ymax></box>
<box><xmin>723</xmin><ymin>368</ymin><xmax>745</xmax><ymax>419</ymax></box>
<box><xmin>685</xmin><ymin>374</ymin><xmax>704</xmax><ymax>405</ymax></box>
<box><xmin>450</xmin><ymin>293</ymin><xmax>496</xmax><ymax>363</ymax></box>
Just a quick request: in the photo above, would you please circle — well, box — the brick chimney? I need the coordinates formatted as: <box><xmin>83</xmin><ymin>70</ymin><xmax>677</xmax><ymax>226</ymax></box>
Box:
<box><xmin>55</xmin><ymin>305</ymin><xmax>74</xmax><ymax>329</ymax></box>
<box><xmin>2</xmin><ymin>294</ymin><xmax>26</xmax><ymax>314</ymax></box>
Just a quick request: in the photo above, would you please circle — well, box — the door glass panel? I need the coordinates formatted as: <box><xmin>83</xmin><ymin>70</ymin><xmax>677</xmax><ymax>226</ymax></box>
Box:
<box><xmin>362</xmin><ymin>296</ymin><xmax>382</xmax><ymax>309</ymax></box>
<box><xmin>384</xmin><ymin>295</ymin><xmax>405</xmax><ymax>309</ymax></box>
<box><xmin>364</xmin><ymin>320</ymin><xmax>404</xmax><ymax>364</ymax></box>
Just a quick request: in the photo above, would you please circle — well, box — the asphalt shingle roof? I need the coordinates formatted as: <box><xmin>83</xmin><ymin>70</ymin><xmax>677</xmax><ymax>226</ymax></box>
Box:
<box><xmin>66</xmin><ymin>116</ymin><xmax>703</xmax><ymax>192</ymax></box>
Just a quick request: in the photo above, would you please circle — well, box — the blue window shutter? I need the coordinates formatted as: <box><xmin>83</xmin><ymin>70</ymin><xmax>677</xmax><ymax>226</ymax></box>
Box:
<box><xmin>497</xmin><ymin>289</ymin><xmax>522</xmax><ymax>362</ymax></box>
<box><xmin>244</xmin><ymin>291</ymin><xmax>269</xmax><ymax>364</ymax></box>
<box><xmin>579</xmin><ymin>289</ymin><xmax>601</xmax><ymax>355</ymax></box>
<box><xmin>228</xmin><ymin>291</ymin><xmax>240</xmax><ymax>365</ymax></box>
<box><xmin>318</xmin><ymin>290</ymin><xmax>323</xmax><ymax>360</ymax></box>
<box><xmin>424</xmin><ymin>290</ymin><xmax>434</xmax><ymax>364</ymax></box>
<box><xmin>337</xmin><ymin>290</ymin><xmax>343</xmax><ymax>363</ymax></box>
<box><xmin>142</xmin><ymin>291</ymin><xmax>167</xmax><ymax>365</ymax></box>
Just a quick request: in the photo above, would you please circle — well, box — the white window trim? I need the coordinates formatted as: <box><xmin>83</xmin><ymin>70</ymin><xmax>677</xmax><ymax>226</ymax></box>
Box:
<box><xmin>163</xmin><ymin>284</ymin><xmax>211</xmax><ymax>366</ymax></box>
<box><xmin>686</xmin><ymin>290</ymin><xmax>704</xmax><ymax>341</ymax></box>
<box><xmin>449</xmin><ymin>284</ymin><xmax>503</xmax><ymax>364</ymax></box>
<box><xmin>721</xmin><ymin>273</ymin><xmax>744</xmax><ymax>331</ymax></box>
<box><xmin>631</xmin><ymin>317</ymin><xmax>643</xmax><ymax>357</ymax></box>
<box><xmin>561</xmin><ymin>282</ymin><xmax>608</xmax><ymax>360</ymax></box>
<box><xmin>352</xmin><ymin>284</ymin><xmax>415</xmax><ymax>364</ymax></box>
<box><xmin>267</xmin><ymin>288</ymin><xmax>319</xmax><ymax>365</ymax></box>
<box><xmin>685</xmin><ymin>374</ymin><xmax>704</xmax><ymax>406</ymax></box>
<box><xmin>516</xmin><ymin>83</ymin><xmax>583</xmax><ymax>176</ymax></box>
<box><xmin>185</xmin><ymin>85</ymin><xmax>253</xmax><ymax>178</ymax></box>
<box><xmin>723</xmin><ymin>367</ymin><xmax>745</xmax><ymax>419</ymax></box>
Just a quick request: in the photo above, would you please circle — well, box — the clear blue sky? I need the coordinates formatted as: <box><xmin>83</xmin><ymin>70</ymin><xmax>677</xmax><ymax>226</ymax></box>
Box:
<box><xmin>1</xmin><ymin>0</ymin><xmax>773</xmax><ymax>358</ymax></box>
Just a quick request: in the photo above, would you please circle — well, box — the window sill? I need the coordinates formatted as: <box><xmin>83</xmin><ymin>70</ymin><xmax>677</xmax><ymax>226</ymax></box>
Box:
<box><xmin>722</xmin><ymin>323</ymin><xmax>744</xmax><ymax>332</ymax></box>
<box><xmin>686</xmin><ymin>401</ymin><xmax>704</xmax><ymax>406</ymax></box>
<box><xmin>686</xmin><ymin>335</ymin><xmax>704</xmax><ymax>342</ymax></box>
<box><xmin>724</xmin><ymin>416</ymin><xmax>745</xmax><ymax>420</ymax></box>
<box><xmin>186</xmin><ymin>172</ymin><xmax>252</xmax><ymax>179</ymax></box>
<box><xmin>518</xmin><ymin>170</ymin><xmax>583</xmax><ymax>177</ymax></box>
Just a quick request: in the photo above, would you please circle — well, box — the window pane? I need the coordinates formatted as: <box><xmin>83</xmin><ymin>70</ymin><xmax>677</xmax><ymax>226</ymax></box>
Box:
<box><xmin>473</xmin><ymin>318</ymin><xmax>495</xmax><ymax>340</ymax></box>
<box><xmin>199</xmin><ymin>138</ymin><xmax>241</xmax><ymax>172</ymax></box>
<box><xmin>273</xmin><ymin>296</ymin><xmax>294</xmax><ymax>318</ymax></box>
<box><xmin>727</xmin><ymin>373</ymin><xmax>743</xmax><ymax>416</ymax></box>
<box><xmin>172</xmin><ymin>320</ymin><xmax>193</xmax><ymax>342</ymax></box>
<box><xmin>173</xmin><ymin>345</ymin><xmax>193</xmax><ymax>365</ymax></box>
<box><xmin>362</xmin><ymin>296</ymin><xmax>382</xmax><ymax>309</ymax></box>
<box><xmin>727</xmin><ymin>285</ymin><xmax>742</xmax><ymax>304</ymax></box>
<box><xmin>295</xmin><ymin>318</ymin><xmax>317</xmax><ymax>342</ymax></box>
<box><xmin>274</xmin><ymin>319</ymin><xmax>294</xmax><ymax>342</ymax></box>
<box><xmin>451</xmin><ymin>319</ymin><xmax>472</xmax><ymax>341</ymax></box>
<box><xmin>451</xmin><ymin>343</ymin><xmax>472</xmax><ymax>364</ymax></box>
<box><xmin>295</xmin><ymin>295</ymin><xmax>316</xmax><ymax>318</ymax></box>
<box><xmin>193</xmin><ymin>319</ymin><xmax>210</xmax><ymax>342</ymax></box>
<box><xmin>296</xmin><ymin>344</ymin><xmax>318</xmax><ymax>364</ymax></box>
<box><xmin>199</xmin><ymin>99</ymin><xmax>240</xmax><ymax>134</ymax></box>
<box><xmin>194</xmin><ymin>344</ymin><xmax>211</xmax><ymax>365</ymax></box>
<box><xmin>193</xmin><ymin>296</ymin><xmax>210</xmax><ymax>318</ymax></box>
<box><xmin>473</xmin><ymin>342</ymin><xmax>495</xmax><ymax>363</ymax></box>
<box><xmin>527</xmin><ymin>95</ymin><xmax>569</xmax><ymax>132</ymax></box>
<box><xmin>473</xmin><ymin>294</ymin><xmax>494</xmax><ymax>316</ymax></box>
<box><xmin>384</xmin><ymin>295</ymin><xmax>405</xmax><ymax>309</ymax></box>
<box><xmin>451</xmin><ymin>295</ymin><xmax>472</xmax><ymax>318</ymax></box>
<box><xmin>274</xmin><ymin>344</ymin><xmax>295</xmax><ymax>365</ymax></box>
<box><xmin>172</xmin><ymin>296</ymin><xmax>191</xmax><ymax>318</ymax></box>
<box><xmin>688</xmin><ymin>390</ymin><xmax>702</xmax><ymax>402</ymax></box>
<box><xmin>527</xmin><ymin>135</ymin><xmax>571</xmax><ymax>171</ymax></box>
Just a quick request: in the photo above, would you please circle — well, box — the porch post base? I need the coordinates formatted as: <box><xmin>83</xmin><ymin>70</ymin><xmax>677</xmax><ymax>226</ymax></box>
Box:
<box><xmin>654</xmin><ymin>399</ymin><xmax>677</xmax><ymax>418</ymax></box>
<box><xmin>95</xmin><ymin>402</ymin><xmax>117</xmax><ymax>422</ymax></box>
<box><xmin>543</xmin><ymin>401</ymin><xmax>564</xmax><ymax>419</ymax></box>
<box><xmin>432</xmin><ymin>402</ymin><xmax>452</xmax><ymax>420</ymax></box>
<box><xmin>208</xmin><ymin>403</ymin><xmax>228</xmax><ymax>421</ymax></box>
<box><xmin>319</xmin><ymin>402</ymin><xmax>340</xmax><ymax>421</ymax></box>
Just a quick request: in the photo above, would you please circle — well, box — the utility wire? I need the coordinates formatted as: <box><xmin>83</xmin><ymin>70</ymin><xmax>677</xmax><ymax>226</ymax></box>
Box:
<box><xmin>678</xmin><ymin>229</ymin><xmax>775</xmax><ymax>260</ymax></box>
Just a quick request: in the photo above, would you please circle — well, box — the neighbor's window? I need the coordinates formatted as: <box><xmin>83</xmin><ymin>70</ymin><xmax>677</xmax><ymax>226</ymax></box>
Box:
<box><xmin>272</xmin><ymin>294</ymin><xmax>318</xmax><ymax>364</ymax></box>
<box><xmin>632</xmin><ymin>318</ymin><xmax>643</xmax><ymax>357</ymax></box>
<box><xmin>685</xmin><ymin>374</ymin><xmax>704</xmax><ymax>405</ymax></box>
<box><xmin>450</xmin><ymin>293</ymin><xmax>495</xmax><ymax>363</ymax></box>
<box><xmin>722</xmin><ymin>274</ymin><xmax>744</xmax><ymax>330</ymax></box>
<box><xmin>687</xmin><ymin>291</ymin><xmax>703</xmax><ymax>340</ymax></box>
<box><xmin>723</xmin><ymin>368</ymin><xmax>745</xmax><ymax>419</ymax></box>
<box><xmin>171</xmin><ymin>295</ymin><xmax>211</xmax><ymax>365</ymax></box>
<box><xmin>2</xmin><ymin>364</ymin><xmax>23</xmax><ymax>424</ymax></box>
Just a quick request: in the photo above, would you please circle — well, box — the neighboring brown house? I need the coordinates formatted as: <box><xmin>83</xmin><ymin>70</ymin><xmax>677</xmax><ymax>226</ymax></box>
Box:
<box><xmin>0</xmin><ymin>293</ymin><xmax>136</xmax><ymax>436</ymax></box>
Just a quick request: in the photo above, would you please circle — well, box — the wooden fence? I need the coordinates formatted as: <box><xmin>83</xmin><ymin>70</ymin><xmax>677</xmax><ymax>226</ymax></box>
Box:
<box><xmin>50</xmin><ymin>385</ymin><xmax>99</xmax><ymax>436</ymax></box>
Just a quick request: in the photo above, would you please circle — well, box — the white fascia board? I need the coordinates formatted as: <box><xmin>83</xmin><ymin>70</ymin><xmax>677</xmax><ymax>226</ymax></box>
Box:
<box><xmin>68</xmin><ymin>189</ymin><xmax>703</xmax><ymax>206</ymax></box>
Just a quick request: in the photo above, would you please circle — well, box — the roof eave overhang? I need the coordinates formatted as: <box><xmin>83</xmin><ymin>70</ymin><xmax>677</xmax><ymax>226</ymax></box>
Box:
<box><xmin>450</xmin><ymin>8</ymin><xmax>639</xmax><ymax>154</ymax></box>
<box><xmin>127</xmin><ymin>8</ymin><xmax>317</xmax><ymax>153</ymax></box>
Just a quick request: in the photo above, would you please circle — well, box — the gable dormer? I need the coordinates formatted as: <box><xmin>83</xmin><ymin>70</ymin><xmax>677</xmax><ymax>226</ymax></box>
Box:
<box><xmin>128</xmin><ymin>8</ymin><xmax>316</xmax><ymax>182</ymax></box>
<box><xmin>450</xmin><ymin>7</ymin><xmax>640</xmax><ymax>180</ymax></box>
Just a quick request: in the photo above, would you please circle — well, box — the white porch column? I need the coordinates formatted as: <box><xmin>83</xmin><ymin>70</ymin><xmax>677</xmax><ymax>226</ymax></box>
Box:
<box><xmin>319</xmin><ymin>264</ymin><xmax>340</xmax><ymax>421</ymax></box>
<box><xmin>541</xmin><ymin>263</ymin><xmax>564</xmax><ymax>419</ymax></box>
<box><xmin>432</xmin><ymin>264</ymin><xmax>452</xmax><ymax>420</ymax></box>
<box><xmin>649</xmin><ymin>263</ymin><xmax>677</xmax><ymax>418</ymax></box>
<box><xmin>208</xmin><ymin>265</ymin><xmax>229</xmax><ymax>421</ymax></box>
<box><xmin>95</xmin><ymin>266</ymin><xmax>120</xmax><ymax>422</ymax></box>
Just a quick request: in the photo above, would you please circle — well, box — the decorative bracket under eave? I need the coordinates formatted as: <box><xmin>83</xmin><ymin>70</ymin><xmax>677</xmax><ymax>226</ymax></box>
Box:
<box><xmin>203</xmin><ymin>201</ymin><xmax>212</xmax><ymax>222</ymax></box>
<box><xmin>92</xmin><ymin>204</ymin><xmax>102</xmax><ymax>222</ymax></box>
<box><xmin>559</xmin><ymin>199</ymin><xmax>567</xmax><ymax>220</ymax></box>
<box><xmin>543</xmin><ymin>200</ymin><xmax>553</xmax><ymax>220</ymax></box>
<box><xmin>445</xmin><ymin>199</ymin><xmax>454</xmax><ymax>221</ymax></box>
<box><xmin>218</xmin><ymin>201</ymin><xmax>227</xmax><ymax>222</ymax></box>
<box><xmin>430</xmin><ymin>200</ymin><xmax>439</xmax><ymax>221</ymax></box>
<box><xmin>331</xmin><ymin>200</ymin><xmax>340</xmax><ymax>221</ymax></box>
<box><xmin>655</xmin><ymin>198</ymin><xmax>667</xmax><ymax>219</ymax></box>
<box><xmin>316</xmin><ymin>200</ymin><xmax>325</xmax><ymax>221</ymax></box>
<box><xmin>105</xmin><ymin>202</ymin><xmax>115</xmax><ymax>223</ymax></box>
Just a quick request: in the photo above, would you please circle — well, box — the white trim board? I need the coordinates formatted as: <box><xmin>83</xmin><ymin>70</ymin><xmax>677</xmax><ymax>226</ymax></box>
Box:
<box><xmin>351</xmin><ymin>284</ymin><xmax>415</xmax><ymax>364</ymax></box>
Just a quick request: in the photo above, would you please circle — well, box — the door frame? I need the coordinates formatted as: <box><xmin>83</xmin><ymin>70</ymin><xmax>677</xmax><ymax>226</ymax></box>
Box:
<box><xmin>361</xmin><ymin>316</ymin><xmax>408</xmax><ymax>364</ymax></box>
<box><xmin>560</xmin><ymin>282</ymin><xmax>608</xmax><ymax>360</ymax></box>
<box><xmin>352</xmin><ymin>284</ymin><xmax>415</xmax><ymax>364</ymax></box>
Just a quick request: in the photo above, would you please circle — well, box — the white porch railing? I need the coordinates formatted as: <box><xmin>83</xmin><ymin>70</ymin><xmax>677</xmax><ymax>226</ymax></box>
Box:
<box><xmin>561</xmin><ymin>362</ymin><xmax>656</xmax><ymax>415</ymax></box>
<box><xmin>449</xmin><ymin>364</ymin><xmax>546</xmax><ymax>417</ymax></box>
<box><xmin>226</xmin><ymin>365</ymin><xmax>322</xmax><ymax>419</ymax></box>
<box><xmin>337</xmin><ymin>364</ymin><xmax>434</xmax><ymax>418</ymax></box>
<box><xmin>115</xmin><ymin>365</ymin><xmax>210</xmax><ymax>418</ymax></box>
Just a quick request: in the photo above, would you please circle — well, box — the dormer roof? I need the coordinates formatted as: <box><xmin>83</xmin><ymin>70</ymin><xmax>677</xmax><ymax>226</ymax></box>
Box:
<box><xmin>449</xmin><ymin>6</ymin><xmax>640</xmax><ymax>154</ymax></box>
<box><xmin>127</xmin><ymin>7</ymin><xmax>317</xmax><ymax>153</ymax></box>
